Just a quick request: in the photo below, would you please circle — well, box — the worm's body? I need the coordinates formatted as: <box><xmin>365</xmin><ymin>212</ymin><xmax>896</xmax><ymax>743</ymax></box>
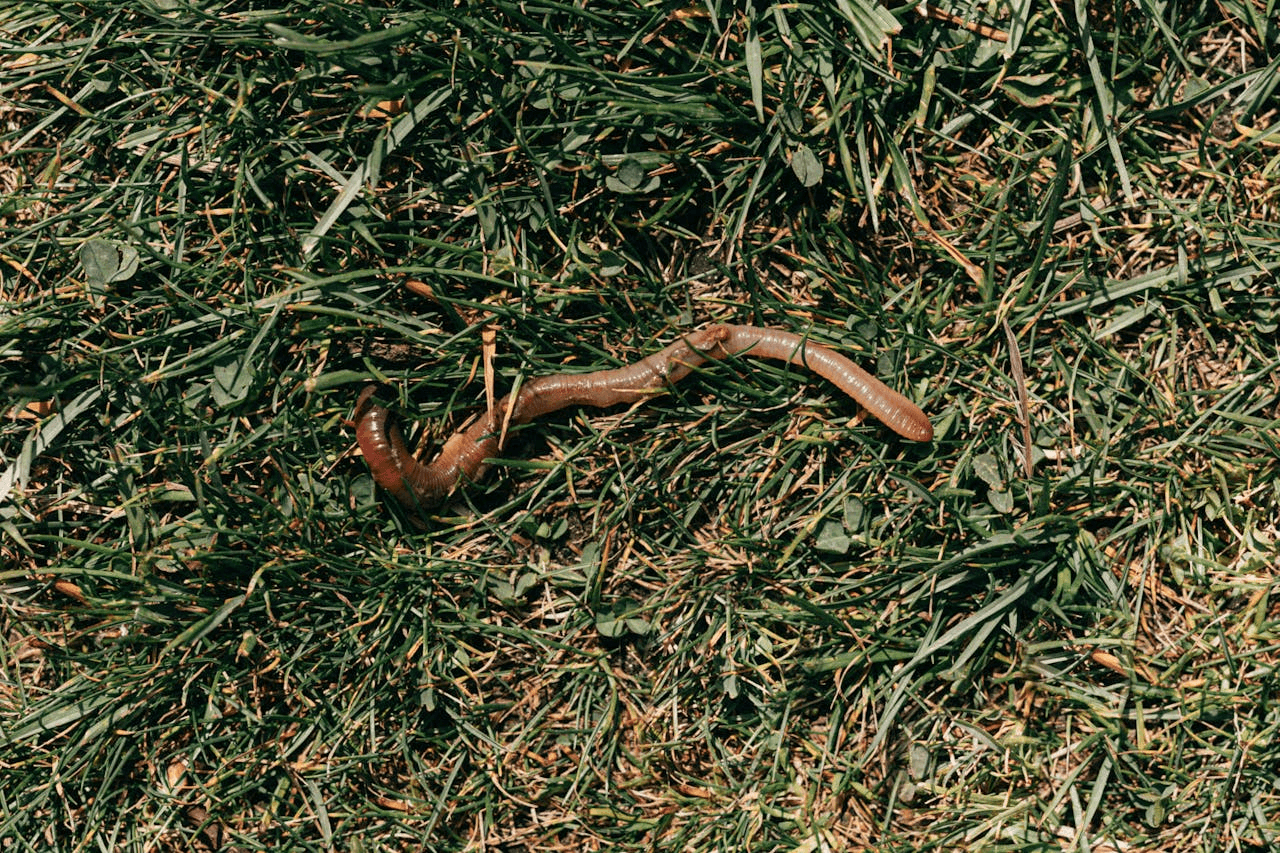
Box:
<box><xmin>355</xmin><ymin>324</ymin><xmax>932</xmax><ymax>513</ymax></box>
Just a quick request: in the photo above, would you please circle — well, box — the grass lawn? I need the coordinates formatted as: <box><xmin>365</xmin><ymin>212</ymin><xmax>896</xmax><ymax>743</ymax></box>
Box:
<box><xmin>2</xmin><ymin>1</ymin><xmax>1278</xmax><ymax>850</ymax></box>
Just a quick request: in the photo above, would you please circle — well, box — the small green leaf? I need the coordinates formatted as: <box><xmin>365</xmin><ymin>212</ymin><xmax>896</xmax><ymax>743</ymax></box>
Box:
<box><xmin>489</xmin><ymin>577</ymin><xmax>516</xmax><ymax>602</ymax></box>
<box><xmin>514</xmin><ymin>572</ymin><xmax>540</xmax><ymax>597</ymax></box>
<box><xmin>80</xmin><ymin>239</ymin><xmax>140</xmax><ymax>287</ymax></box>
<box><xmin>79</xmin><ymin>240</ymin><xmax>119</xmax><ymax>285</ymax></box>
<box><xmin>909</xmin><ymin>743</ymin><xmax>932</xmax><ymax>780</ymax></box>
<box><xmin>814</xmin><ymin>519</ymin><xmax>851</xmax><ymax>554</ymax></box>
<box><xmin>843</xmin><ymin>496</ymin><xmax>865</xmax><ymax>531</ymax></box>
<box><xmin>596</xmin><ymin>613</ymin><xmax>627</xmax><ymax>638</ymax></box>
<box><xmin>596</xmin><ymin>598</ymin><xmax>647</xmax><ymax>638</ymax></box>
<box><xmin>778</xmin><ymin>104</ymin><xmax>804</xmax><ymax>136</ymax></box>
<box><xmin>597</xmin><ymin>250</ymin><xmax>626</xmax><ymax>277</ymax></box>
<box><xmin>210</xmin><ymin>359</ymin><xmax>254</xmax><ymax>408</ymax></box>
<box><xmin>533</xmin><ymin>517</ymin><xmax>569</xmax><ymax>540</ymax></box>
<box><xmin>606</xmin><ymin>158</ymin><xmax>655</xmax><ymax>193</ymax></box>
<box><xmin>989</xmin><ymin>487</ymin><xmax>1014</xmax><ymax>514</ymax></box>
<box><xmin>115</xmin><ymin>245</ymin><xmax>140</xmax><ymax>281</ymax></box>
<box><xmin>618</xmin><ymin>159</ymin><xmax>645</xmax><ymax>188</ymax></box>
<box><xmin>973</xmin><ymin>452</ymin><xmax>1004</xmax><ymax>488</ymax></box>
<box><xmin>790</xmin><ymin>144</ymin><xmax>823</xmax><ymax>187</ymax></box>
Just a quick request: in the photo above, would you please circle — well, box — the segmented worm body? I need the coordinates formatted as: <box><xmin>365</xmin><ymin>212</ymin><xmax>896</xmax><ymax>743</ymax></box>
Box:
<box><xmin>355</xmin><ymin>324</ymin><xmax>932</xmax><ymax>513</ymax></box>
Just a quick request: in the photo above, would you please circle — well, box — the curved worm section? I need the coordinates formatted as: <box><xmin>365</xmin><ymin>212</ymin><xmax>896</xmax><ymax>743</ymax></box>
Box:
<box><xmin>715</xmin><ymin>326</ymin><xmax>934</xmax><ymax>443</ymax></box>
<box><xmin>355</xmin><ymin>324</ymin><xmax>931</xmax><ymax>512</ymax></box>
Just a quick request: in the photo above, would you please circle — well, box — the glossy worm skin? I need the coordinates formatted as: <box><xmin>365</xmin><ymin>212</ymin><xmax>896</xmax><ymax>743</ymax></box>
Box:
<box><xmin>354</xmin><ymin>324</ymin><xmax>932</xmax><ymax>513</ymax></box>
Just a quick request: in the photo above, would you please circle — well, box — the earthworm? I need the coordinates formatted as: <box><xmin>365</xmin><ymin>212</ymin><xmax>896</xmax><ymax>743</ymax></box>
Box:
<box><xmin>354</xmin><ymin>324</ymin><xmax>932</xmax><ymax>513</ymax></box>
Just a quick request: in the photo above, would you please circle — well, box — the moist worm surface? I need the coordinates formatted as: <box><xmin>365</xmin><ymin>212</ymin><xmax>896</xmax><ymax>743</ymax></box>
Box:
<box><xmin>355</xmin><ymin>324</ymin><xmax>932</xmax><ymax>513</ymax></box>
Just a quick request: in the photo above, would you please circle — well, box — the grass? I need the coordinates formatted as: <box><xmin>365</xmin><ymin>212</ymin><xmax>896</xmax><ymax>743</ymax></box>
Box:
<box><xmin>1</xmin><ymin>0</ymin><xmax>1278</xmax><ymax>850</ymax></box>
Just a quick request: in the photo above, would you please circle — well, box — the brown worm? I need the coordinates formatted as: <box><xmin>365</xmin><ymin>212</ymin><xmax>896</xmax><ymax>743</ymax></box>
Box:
<box><xmin>354</xmin><ymin>324</ymin><xmax>932</xmax><ymax>513</ymax></box>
